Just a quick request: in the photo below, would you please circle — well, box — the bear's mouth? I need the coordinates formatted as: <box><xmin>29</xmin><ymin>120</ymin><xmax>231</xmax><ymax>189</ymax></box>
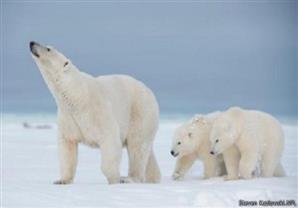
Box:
<box><xmin>30</xmin><ymin>41</ymin><xmax>40</xmax><ymax>58</ymax></box>
<box><xmin>173</xmin><ymin>153</ymin><xmax>179</xmax><ymax>157</ymax></box>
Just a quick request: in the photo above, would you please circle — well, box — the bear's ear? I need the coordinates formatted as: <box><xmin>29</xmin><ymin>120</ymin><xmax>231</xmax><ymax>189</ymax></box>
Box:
<box><xmin>192</xmin><ymin>115</ymin><xmax>207</xmax><ymax>125</ymax></box>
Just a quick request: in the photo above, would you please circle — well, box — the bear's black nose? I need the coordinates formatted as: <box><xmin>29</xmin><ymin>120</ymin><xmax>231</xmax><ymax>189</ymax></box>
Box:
<box><xmin>29</xmin><ymin>41</ymin><xmax>37</xmax><ymax>50</ymax></box>
<box><xmin>30</xmin><ymin>41</ymin><xmax>41</xmax><ymax>50</ymax></box>
<box><xmin>170</xmin><ymin>150</ymin><xmax>175</xmax><ymax>156</ymax></box>
<box><xmin>210</xmin><ymin>151</ymin><xmax>214</xmax><ymax>155</ymax></box>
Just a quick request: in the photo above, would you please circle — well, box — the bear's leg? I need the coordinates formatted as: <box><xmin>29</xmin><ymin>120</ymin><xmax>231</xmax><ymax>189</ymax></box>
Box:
<box><xmin>217</xmin><ymin>156</ymin><xmax>227</xmax><ymax>176</ymax></box>
<box><xmin>203</xmin><ymin>155</ymin><xmax>217</xmax><ymax>179</ymax></box>
<box><xmin>126</xmin><ymin>141</ymin><xmax>151</xmax><ymax>183</ymax></box>
<box><xmin>172</xmin><ymin>153</ymin><xmax>196</xmax><ymax>180</ymax></box>
<box><xmin>239</xmin><ymin>152</ymin><xmax>258</xmax><ymax>179</ymax></box>
<box><xmin>145</xmin><ymin>149</ymin><xmax>161</xmax><ymax>183</ymax></box>
<box><xmin>100</xmin><ymin>139</ymin><xmax>122</xmax><ymax>184</ymax></box>
<box><xmin>125</xmin><ymin>103</ymin><xmax>159</xmax><ymax>183</ymax></box>
<box><xmin>273</xmin><ymin>162</ymin><xmax>285</xmax><ymax>177</ymax></box>
<box><xmin>54</xmin><ymin>139</ymin><xmax>78</xmax><ymax>185</ymax></box>
<box><xmin>261</xmin><ymin>149</ymin><xmax>280</xmax><ymax>177</ymax></box>
<box><xmin>223</xmin><ymin>146</ymin><xmax>240</xmax><ymax>180</ymax></box>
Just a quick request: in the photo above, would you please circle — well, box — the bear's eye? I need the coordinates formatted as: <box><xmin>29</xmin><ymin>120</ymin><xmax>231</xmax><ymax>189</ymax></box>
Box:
<box><xmin>47</xmin><ymin>48</ymin><xmax>50</xmax><ymax>52</ymax></box>
<box><xmin>215</xmin><ymin>139</ymin><xmax>219</xmax><ymax>143</ymax></box>
<box><xmin>64</xmin><ymin>61</ymin><xmax>69</xmax><ymax>67</ymax></box>
<box><xmin>188</xmin><ymin>133</ymin><xmax>192</xmax><ymax>137</ymax></box>
<box><xmin>177</xmin><ymin>142</ymin><xmax>181</xmax><ymax>145</ymax></box>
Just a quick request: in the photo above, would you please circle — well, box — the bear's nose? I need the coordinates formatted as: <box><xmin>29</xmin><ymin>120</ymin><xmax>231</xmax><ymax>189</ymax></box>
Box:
<box><xmin>29</xmin><ymin>41</ymin><xmax>41</xmax><ymax>50</ymax></box>
<box><xmin>30</xmin><ymin>41</ymin><xmax>35</xmax><ymax>52</ymax></box>
<box><xmin>30</xmin><ymin>41</ymin><xmax>35</xmax><ymax>48</ymax></box>
<box><xmin>210</xmin><ymin>151</ymin><xmax>215</xmax><ymax>155</ymax></box>
<box><xmin>170</xmin><ymin>150</ymin><xmax>175</xmax><ymax>156</ymax></box>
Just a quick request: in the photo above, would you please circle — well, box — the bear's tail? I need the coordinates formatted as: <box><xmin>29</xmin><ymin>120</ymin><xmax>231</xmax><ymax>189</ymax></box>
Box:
<box><xmin>274</xmin><ymin>162</ymin><xmax>286</xmax><ymax>177</ymax></box>
<box><xmin>145</xmin><ymin>150</ymin><xmax>161</xmax><ymax>183</ymax></box>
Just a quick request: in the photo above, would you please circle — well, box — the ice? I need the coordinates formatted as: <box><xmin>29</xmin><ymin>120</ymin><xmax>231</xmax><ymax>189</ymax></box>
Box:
<box><xmin>2</xmin><ymin>114</ymin><xmax>297</xmax><ymax>207</ymax></box>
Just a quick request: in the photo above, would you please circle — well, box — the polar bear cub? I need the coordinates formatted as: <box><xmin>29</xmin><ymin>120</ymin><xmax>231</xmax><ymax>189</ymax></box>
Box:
<box><xmin>30</xmin><ymin>41</ymin><xmax>161</xmax><ymax>184</ymax></box>
<box><xmin>210</xmin><ymin>107</ymin><xmax>285</xmax><ymax>180</ymax></box>
<box><xmin>171</xmin><ymin>112</ymin><xmax>226</xmax><ymax>180</ymax></box>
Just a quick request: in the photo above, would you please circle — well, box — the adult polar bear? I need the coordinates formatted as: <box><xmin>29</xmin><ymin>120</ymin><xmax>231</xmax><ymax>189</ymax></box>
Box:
<box><xmin>30</xmin><ymin>41</ymin><xmax>161</xmax><ymax>184</ymax></box>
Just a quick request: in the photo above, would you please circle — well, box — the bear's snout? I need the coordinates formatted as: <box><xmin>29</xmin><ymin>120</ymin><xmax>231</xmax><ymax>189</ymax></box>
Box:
<box><xmin>30</xmin><ymin>41</ymin><xmax>40</xmax><ymax>58</ymax></box>
<box><xmin>210</xmin><ymin>151</ymin><xmax>215</xmax><ymax>155</ymax></box>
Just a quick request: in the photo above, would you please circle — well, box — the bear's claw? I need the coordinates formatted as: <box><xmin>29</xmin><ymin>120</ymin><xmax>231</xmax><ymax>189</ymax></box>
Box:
<box><xmin>120</xmin><ymin>176</ymin><xmax>133</xmax><ymax>183</ymax></box>
<box><xmin>53</xmin><ymin>179</ymin><xmax>72</xmax><ymax>185</ymax></box>
<box><xmin>172</xmin><ymin>172</ymin><xmax>183</xmax><ymax>181</ymax></box>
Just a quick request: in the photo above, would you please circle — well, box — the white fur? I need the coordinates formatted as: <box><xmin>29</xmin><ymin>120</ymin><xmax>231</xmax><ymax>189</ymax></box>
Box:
<box><xmin>210</xmin><ymin>107</ymin><xmax>285</xmax><ymax>180</ymax></box>
<box><xmin>171</xmin><ymin>112</ymin><xmax>226</xmax><ymax>180</ymax></box>
<box><xmin>30</xmin><ymin>42</ymin><xmax>161</xmax><ymax>184</ymax></box>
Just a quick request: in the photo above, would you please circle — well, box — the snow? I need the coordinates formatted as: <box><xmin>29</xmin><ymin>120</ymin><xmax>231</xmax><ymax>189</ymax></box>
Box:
<box><xmin>2</xmin><ymin>114</ymin><xmax>298</xmax><ymax>207</ymax></box>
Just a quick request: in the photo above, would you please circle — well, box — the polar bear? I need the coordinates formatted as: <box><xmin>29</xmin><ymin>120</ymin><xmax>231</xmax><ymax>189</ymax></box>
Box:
<box><xmin>210</xmin><ymin>107</ymin><xmax>285</xmax><ymax>180</ymax></box>
<box><xmin>30</xmin><ymin>41</ymin><xmax>161</xmax><ymax>184</ymax></box>
<box><xmin>171</xmin><ymin>112</ymin><xmax>226</xmax><ymax>180</ymax></box>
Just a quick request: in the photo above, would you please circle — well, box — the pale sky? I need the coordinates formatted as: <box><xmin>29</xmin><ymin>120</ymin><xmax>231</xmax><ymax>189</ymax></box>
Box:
<box><xmin>2</xmin><ymin>1</ymin><xmax>297</xmax><ymax>116</ymax></box>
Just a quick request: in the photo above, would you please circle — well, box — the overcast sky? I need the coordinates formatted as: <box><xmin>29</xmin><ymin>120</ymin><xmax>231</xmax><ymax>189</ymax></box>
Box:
<box><xmin>2</xmin><ymin>1</ymin><xmax>297</xmax><ymax>116</ymax></box>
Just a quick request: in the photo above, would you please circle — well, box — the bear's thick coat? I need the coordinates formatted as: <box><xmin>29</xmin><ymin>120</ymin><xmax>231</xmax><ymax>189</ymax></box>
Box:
<box><xmin>30</xmin><ymin>41</ymin><xmax>161</xmax><ymax>184</ymax></box>
<box><xmin>210</xmin><ymin>107</ymin><xmax>285</xmax><ymax>180</ymax></box>
<box><xmin>171</xmin><ymin>112</ymin><xmax>226</xmax><ymax>180</ymax></box>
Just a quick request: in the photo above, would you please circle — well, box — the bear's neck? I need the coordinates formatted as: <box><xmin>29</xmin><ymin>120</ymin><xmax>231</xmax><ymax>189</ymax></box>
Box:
<box><xmin>195</xmin><ymin>124</ymin><xmax>212</xmax><ymax>155</ymax></box>
<box><xmin>41</xmin><ymin>68</ymin><xmax>88</xmax><ymax>113</ymax></box>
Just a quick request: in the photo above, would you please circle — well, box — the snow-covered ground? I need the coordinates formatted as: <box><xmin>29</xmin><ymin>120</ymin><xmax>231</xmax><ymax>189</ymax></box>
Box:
<box><xmin>2</xmin><ymin>114</ymin><xmax>298</xmax><ymax>207</ymax></box>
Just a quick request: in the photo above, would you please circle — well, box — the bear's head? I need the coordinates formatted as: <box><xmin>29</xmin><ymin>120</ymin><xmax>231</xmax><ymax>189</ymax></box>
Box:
<box><xmin>30</xmin><ymin>41</ymin><xmax>74</xmax><ymax>77</ymax></box>
<box><xmin>209</xmin><ymin>116</ymin><xmax>236</xmax><ymax>155</ymax></box>
<box><xmin>171</xmin><ymin>115</ymin><xmax>210</xmax><ymax>158</ymax></box>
